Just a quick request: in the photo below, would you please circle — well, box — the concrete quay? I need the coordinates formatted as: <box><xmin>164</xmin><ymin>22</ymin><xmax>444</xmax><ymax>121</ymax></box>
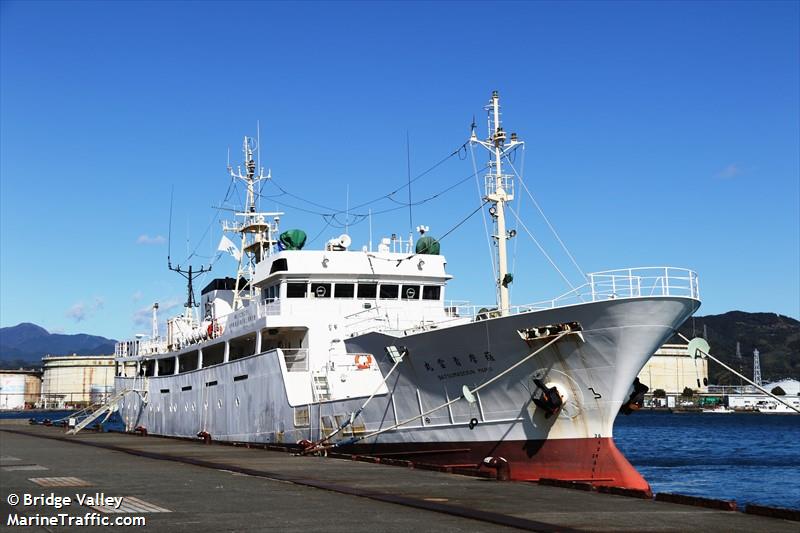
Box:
<box><xmin>0</xmin><ymin>424</ymin><xmax>796</xmax><ymax>532</ymax></box>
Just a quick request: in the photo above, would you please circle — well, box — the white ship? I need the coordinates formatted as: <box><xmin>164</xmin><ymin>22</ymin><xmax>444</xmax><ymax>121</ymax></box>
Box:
<box><xmin>113</xmin><ymin>92</ymin><xmax>701</xmax><ymax>492</ymax></box>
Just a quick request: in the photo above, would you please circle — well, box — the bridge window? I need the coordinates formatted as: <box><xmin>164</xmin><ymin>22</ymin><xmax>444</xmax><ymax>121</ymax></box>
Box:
<box><xmin>202</xmin><ymin>343</ymin><xmax>225</xmax><ymax>367</ymax></box>
<box><xmin>380</xmin><ymin>284</ymin><xmax>399</xmax><ymax>299</ymax></box>
<box><xmin>269</xmin><ymin>258</ymin><xmax>288</xmax><ymax>274</ymax></box>
<box><xmin>179</xmin><ymin>351</ymin><xmax>199</xmax><ymax>373</ymax></box>
<box><xmin>402</xmin><ymin>285</ymin><xmax>420</xmax><ymax>300</ymax></box>
<box><xmin>263</xmin><ymin>284</ymin><xmax>279</xmax><ymax>303</ymax></box>
<box><xmin>157</xmin><ymin>357</ymin><xmax>175</xmax><ymax>376</ymax></box>
<box><xmin>311</xmin><ymin>283</ymin><xmax>331</xmax><ymax>298</ymax></box>
<box><xmin>230</xmin><ymin>334</ymin><xmax>256</xmax><ymax>361</ymax></box>
<box><xmin>334</xmin><ymin>283</ymin><xmax>354</xmax><ymax>298</ymax></box>
<box><xmin>357</xmin><ymin>283</ymin><xmax>377</xmax><ymax>299</ymax></box>
<box><xmin>287</xmin><ymin>282</ymin><xmax>307</xmax><ymax>298</ymax></box>
<box><xmin>422</xmin><ymin>286</ymin><xmax>441</xmax><ymax>300</ymax></box>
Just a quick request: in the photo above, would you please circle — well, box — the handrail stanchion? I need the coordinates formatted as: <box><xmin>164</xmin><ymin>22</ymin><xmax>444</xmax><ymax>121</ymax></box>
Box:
<box><xmin>664</xmin><ymin>267</ymin><xmax>669</xmax><ymax>296</ymax></box>
<box><xmin>590</xmin><ymin>273</ymin><xmax>595</xmax><ymax>301</ymax></box>
<box><xmin>628</xmin><ymin>268</ymin><xmax>633</xmax><ymax>297</ymax></box>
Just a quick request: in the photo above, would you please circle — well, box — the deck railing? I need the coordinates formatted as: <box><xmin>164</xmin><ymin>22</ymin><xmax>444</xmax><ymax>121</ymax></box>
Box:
<box><xmin>445</xmin><ymin>267</ymin><xmax>699</xmax><ymax>319</ymax></box>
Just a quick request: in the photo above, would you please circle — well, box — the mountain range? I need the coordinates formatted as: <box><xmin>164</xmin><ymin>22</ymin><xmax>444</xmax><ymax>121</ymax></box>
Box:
<box><xmin>1</xmin><ymin>312</ymin><xmax>798</xmax><ymax>381</ymax></box>
<box><xmin>0</xmin><ymin>323</ymin><xmax>116</xmax><ymax>369</ymax></box>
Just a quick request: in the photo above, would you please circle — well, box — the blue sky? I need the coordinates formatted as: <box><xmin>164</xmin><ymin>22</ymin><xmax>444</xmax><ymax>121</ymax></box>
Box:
<box><xmin>1</xmin><ymin>1</ymin><xmax>798</xmax><ymax>340</ymax></box>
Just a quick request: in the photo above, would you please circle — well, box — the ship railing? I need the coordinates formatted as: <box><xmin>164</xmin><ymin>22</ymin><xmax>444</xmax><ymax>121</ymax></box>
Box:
<box><xmin>512</xmin><ymin>266</ymin><xmax>700</xmax><ymax>312</ymax></box>
<box><xmin>215</xmin><ymin>299</ymin><xmax>282</xmax><ymax>333</ymax></box>
<box><xmin>114</xmin><ymin>338</ymin><xmax>168</xmax><ymax>358</ymax></box>
<box><xmin>343</xmin><ymin>307</ymin><xmax>391</xmax><ymax>337</ymax></box>
<box><xmin>416</xmin><ymin>267</ymin><xmax>699</xmax><ymax>323</ymax></box>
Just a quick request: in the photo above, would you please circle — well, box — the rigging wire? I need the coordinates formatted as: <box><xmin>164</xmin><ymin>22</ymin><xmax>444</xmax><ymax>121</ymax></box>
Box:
<box><xmin>367</xmin><ymin>200</ymin><xmax>490</xmax><ymax>265</ymax></box>
<box><xmin>503</xmin><ymin>154</ymin><xmax>587</xmax><ymax>282</ymax></box>
<box><xmin>185</xmin><ymin>175</ymin><xmax>237</xmax><ymax>263</ymax></box>
<box><xmin>406</xmin><ymin>131</ymin><xmax>412</xmax><ymax>233</ymax></box>
<box><xmin>507</xmin><ymin>204</ymin><xmax>576</xmax><ymax>290</ymax></box>
<box><xmin>265</xmin><ymin>142</ymin><xmax>468</xmax><ymax>215</ymax></box>
<box><xmin>253</xmin><ymin>163</ymin><xmax>490</xmax><ymax>220</ymax></box>
<box><xmin>469</xmin><ymin>145</ymin><xmax>497</xmax><ymax>283</ymax></box>
<box><xmin>509</xmin><ymin>145</ymin><xmax>524</xmax><ymax>301</ymax></box>
<box><xmin>306</xmin><ymin>217</ymin><xmax>335</xmax><ymax>246</ymax></box>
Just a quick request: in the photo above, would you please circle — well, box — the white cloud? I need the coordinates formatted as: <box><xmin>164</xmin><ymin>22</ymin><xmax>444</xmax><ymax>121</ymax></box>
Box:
<box><xmin>65</xmin><ymin>297</ymin><xmax>104</xmax><ymax>322</ymax></box>
<box><xmin>714</xmin><ymin>163</ymin><xmax>742</xmax><ymax>179</ymax></box>
<box><xmin>132</xmin><ymin>298</ymin><xmax>183</xmax><ymax>327</ymax></box>
<box><xmin>132</xmin><ymin>290</ymin><xmax>143</xmax><ymax>302</ymax></box>
<box><xmin>136</xmin><ymin>234</ymin><xmax>166</xmax><ymax>245</ymax></box>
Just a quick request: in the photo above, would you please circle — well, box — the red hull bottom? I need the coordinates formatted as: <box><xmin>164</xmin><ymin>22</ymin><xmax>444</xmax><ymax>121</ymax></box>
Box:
<box><xmin>344</xmin><ymin>437</ymin><xmax>650</xmax><ymax>492</ymax></box>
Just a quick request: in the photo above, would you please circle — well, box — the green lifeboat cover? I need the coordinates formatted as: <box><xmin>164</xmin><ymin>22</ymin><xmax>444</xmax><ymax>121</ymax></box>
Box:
<box><xmin>279</xmin><ymin>229</ymin><xmax>307</xmax><ymax>250</ymax></box>
<box><xmin>415</xmin><ymin>236</ymin><xmax>440</xmax><ymax>255</ymax></box>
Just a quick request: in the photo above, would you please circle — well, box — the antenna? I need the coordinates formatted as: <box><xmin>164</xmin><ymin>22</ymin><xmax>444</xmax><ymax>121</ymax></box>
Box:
<box><xmin>167</xmin><ymin>186</ymin><xmax>174</xmax><ymax>268</ymax></box>
<box><xmin>167</xmin><ymin>186</ymin><xmax>211</xmax><ymax>317</ymax></box>
<box><xmin>407</xmin><ymin>130</ymin><xmax>412</xmax><ymax>233</ymax></box>
<box><xmin>169</xmin><ymin>263</ymin><xmax>212</xmax><ymax>319</ymax></box>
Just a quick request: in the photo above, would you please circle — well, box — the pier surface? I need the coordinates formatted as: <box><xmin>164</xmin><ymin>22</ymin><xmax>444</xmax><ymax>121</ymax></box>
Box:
<box><xmin>1</xmin><ymin>423</ymin><xmax>795</xmax><ymax>532</ymax></box>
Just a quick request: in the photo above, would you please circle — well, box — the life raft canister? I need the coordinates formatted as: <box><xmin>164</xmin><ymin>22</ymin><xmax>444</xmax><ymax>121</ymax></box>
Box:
<box><xmin>355</xmin><ymin>354</ymin><xmax>373</xmax><ymax>369</ymax></box>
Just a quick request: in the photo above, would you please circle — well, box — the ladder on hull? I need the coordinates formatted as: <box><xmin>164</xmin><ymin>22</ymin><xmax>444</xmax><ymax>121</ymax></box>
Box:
<box><xmin>312</xmin><ymin>374</ymin><xmax>331</xmax><ymax>401</ymax></box>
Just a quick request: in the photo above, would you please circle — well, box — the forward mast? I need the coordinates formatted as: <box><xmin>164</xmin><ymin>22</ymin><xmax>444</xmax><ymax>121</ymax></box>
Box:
<box><xmin>470</xmin><ymin>91</ymin><xmax>523</xmax><ymax>315</ymax></box>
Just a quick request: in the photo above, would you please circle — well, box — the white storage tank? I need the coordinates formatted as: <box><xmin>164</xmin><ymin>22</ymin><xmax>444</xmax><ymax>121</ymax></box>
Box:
<box><xmin>0</xmin><ymin>374</ymin><xmax>26</xmax><ymax>410</ymax></box>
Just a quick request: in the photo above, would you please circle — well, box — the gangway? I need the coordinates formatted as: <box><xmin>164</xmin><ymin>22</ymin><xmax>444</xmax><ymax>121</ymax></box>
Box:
<box><xmin>66</xmin><ymin>388</ymin><xmax>141</xmax><ymax>435</ymax></box>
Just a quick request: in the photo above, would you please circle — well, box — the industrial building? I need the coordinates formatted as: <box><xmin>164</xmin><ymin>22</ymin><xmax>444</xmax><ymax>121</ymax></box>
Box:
<box><xmin>727</xmin><ymin>378</ymin><xmax>800</xmax><ymax>413</ymax></box>
<box><xmin>0</xmin><ymin>369</ymin><xmax>42</xmax><ymax>410</ymax></box>
<box><xmin>39</xmin><ymin>354</ymin><xmax>116</xmax><ymax>408</ymax></box>
<box><xmin>637</xmin><ymin>342</ymin><xmax>709</xmax><ymax>396</ymax></box>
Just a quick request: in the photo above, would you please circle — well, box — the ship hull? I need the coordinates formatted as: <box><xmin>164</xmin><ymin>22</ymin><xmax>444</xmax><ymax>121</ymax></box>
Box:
<box><xmin>341</xmin><ymin>436</ymin><xmax>646</xmax><ymax>490</ymax></box>
<box><xmin>115</xmin><ymin>295</ymin><xmax>698</xmax><ymax>491</ymax></box>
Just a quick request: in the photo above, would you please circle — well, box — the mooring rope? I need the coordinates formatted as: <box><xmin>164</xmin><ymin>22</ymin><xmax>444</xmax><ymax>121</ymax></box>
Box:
<box><xmin>314</xmin><ymin>331</ymin><xmax>573</xmax><ymax>452</ymax></box>
<box><xmin>676</xmin><ymin>332</ymin><xmax>800</xmax><ymax>414</ymax></box>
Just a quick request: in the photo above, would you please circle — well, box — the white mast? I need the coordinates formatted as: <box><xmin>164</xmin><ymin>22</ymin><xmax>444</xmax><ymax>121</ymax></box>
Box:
<box><xmin>470</xmin><ymin>91</ymin><xmax>523</xmax><ymax>315</ymax></box>
<box><xmin>224</xmin><ymin>136</ymin><xmax>283</xmax><ymax>310</ymax></box>
<box><xmin>151</xmin><ymin>303</ymin><xmax>159</xmax><ymax>340</ymax></box>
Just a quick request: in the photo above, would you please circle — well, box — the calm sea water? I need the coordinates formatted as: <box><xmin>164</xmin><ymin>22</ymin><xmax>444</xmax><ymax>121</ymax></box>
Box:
<box><xmin>615</xmin><ymin>411</ymin><xmax>800</xmax><ymax>510</ymax></box>
<box><xmin>5</xmin><ymin>410</ymin><xmax>798</xmax><ymax>510</ymax></box>
<box><xmin>0</xmin><ymin>410</ymin><xmax>126</xmax><ymax>432</ymax></box>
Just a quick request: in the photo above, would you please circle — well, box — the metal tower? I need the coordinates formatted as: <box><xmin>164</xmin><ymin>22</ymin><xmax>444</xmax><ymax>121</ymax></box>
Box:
<box><xmin>753</xmin><ymin>348</ymin><xmax>762</xmax><ymax>386</ymax></box>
